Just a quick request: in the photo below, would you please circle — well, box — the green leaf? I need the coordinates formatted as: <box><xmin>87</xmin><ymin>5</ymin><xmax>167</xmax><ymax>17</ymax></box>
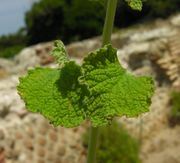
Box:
<box><xmin>125</xmin><ymin>0</ymin><xmax>143</xmax><ymax>11</ymax></box>
<box><xmin>17</xmin><ymin>62</ymin><xmax>87</xmax><ymax>127</ymax></box>
<box><xmin>18</xmin><ymin>42</ymin><xmax>154</xmax><ymax>128</ymax></box>
<box><xmin>82</xmin><ymin>44</ymin><xmax>154</xmax><ymax>126</ymax></box>
<box><xmin>51</xmin><ymin>40</ymin><xmax>69</xmax><ymax>67</ymax></box>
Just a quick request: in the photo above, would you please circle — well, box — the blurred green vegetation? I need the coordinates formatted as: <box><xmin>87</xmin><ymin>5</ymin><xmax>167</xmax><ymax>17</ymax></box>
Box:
<box><xmin>25</xmin><ymin>0</ymin><xmax>180</xmax><ymax>45</ymax></box>
<box><xmin>0</xmin><ymin>29</ymin><xmax>26</xmax><ymax>58</ymax></box>
<box><xmin>145</xmin><ymin>0</ymin><xmax>180</xmax><ymax>18</ymax></box>
<box><xmin>83</xmin><ymin>121</ymin><xmax>141</xmax><ymax>163</ymax></box>
<box><xmin>169</xmin><ymin>91</ymin><xmax>180</xmax><ymax>126</ymax></box>
<box><xmin>0</xmin><ymin>45</ymin><xmax>24</xmax><ymax>58</ymax></box>
<box><xmin>115</xmin><ymin>0</ymin><xmax>180</xmax><ymax>27</ymax></box>
<box><xmin>25</xmin><ymin>0</ymin><xmax>105</xmax><ymax>44</ymax></box>
<box><xmin>0</xmin><ymin>0</ymin><xmax>179</xmax><ymax>58</ymax></box>
<box><xmin>25</xmin><ymin>0</ymin><xmax>66</xmax><ymax>44</ymax></box>
<box><xmin>63</xmin><ymin>0</ymin><xmax>105</xmax><ymax>43</ymax></box>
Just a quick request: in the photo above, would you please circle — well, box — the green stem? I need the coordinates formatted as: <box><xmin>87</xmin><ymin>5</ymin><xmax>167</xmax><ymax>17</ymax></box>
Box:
<box><xmin>139</xmin><ymin>116</ymin><xmax>143</xmax><ymax>146</ymax></box>
<box><xmin>87</xmin><ymin>127</ymin><xmax>99</xmax><ymax>163</ymax></box>
<box><xmin>102</xmin><ymin>0</ymin><xmax>118</xmax><ymax>46</ymax></box>
<box><xmin>87</xmin><ymin>1</ymin><xmax>118</xmax><ymax>163</ymax></box>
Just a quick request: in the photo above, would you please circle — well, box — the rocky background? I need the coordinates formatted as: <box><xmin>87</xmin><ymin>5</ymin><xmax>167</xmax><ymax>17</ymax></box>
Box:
<box><xmin>0</xmin><ymin>14</ymin><xmax>180</xmax><ymax>163</ymax></box>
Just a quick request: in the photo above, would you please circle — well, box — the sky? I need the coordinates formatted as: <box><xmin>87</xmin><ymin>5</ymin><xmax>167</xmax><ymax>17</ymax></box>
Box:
<box><xmin>0</xmin><ymin>0</ymin><xmax>38</xmax><ymax>36</ymax></box>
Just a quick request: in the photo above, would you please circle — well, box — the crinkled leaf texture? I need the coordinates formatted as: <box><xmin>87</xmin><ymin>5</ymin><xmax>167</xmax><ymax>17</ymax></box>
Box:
<box><xmin>125</xmin><ymin>0</ymin><xmax>143</xmax><ymax>11</ymax></box>
<box><xmin>17</xmin><ymin>43</ymin><xmax>154</xmax><ymax>128</ymax></box>
<box><xmin>18</xmin><ymin>62</ymin><xmax>87</xmax><ymax>127</ymax></box>
<box><xmin>82</xmin><ymin>44</ymin><xmax>154</xmax><ymax>126</ymax></box>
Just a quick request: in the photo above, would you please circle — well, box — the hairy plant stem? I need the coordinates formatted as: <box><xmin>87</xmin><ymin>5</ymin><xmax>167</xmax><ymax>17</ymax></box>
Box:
<box><xmin>87</xmin><ymin>0</ymin><xmax>118</xmax><ymax>163</ymax></box>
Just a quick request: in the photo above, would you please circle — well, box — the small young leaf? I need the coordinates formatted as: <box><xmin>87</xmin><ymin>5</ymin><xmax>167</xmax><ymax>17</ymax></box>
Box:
<box><xmin>17</xmin><ymin>62</ymin><xmax>87</xmax><ymax>127</ymax></box>
<box><xmin>51</xmin><ymin>40</ymin><xmax>69</xmax><ymax>67</ymax></box>
<box><xmin>82</xmin><ymin>44</ymin><xmax>154</xmax><ymax>126</ymax></box>
<box><xmin>125</xmin><ymin>0</ymin><xmax>143</xmax><ymax>11</ymax></box>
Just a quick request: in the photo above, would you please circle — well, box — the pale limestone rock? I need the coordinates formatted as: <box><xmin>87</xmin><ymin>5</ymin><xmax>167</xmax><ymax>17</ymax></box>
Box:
<box><xmin>171</xmin><ymin>14</ymin><xmax>180</xmax><ymax>26</ymax></box>
<box><xmin>13</xmin><ymin>48</ymin><xmax>40</xmax><ymax>74</ymax></box>
<box><xmin>0</xmin><ymin>59</ymin><xmax>15</xmax><ymax>74</ymax></box>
